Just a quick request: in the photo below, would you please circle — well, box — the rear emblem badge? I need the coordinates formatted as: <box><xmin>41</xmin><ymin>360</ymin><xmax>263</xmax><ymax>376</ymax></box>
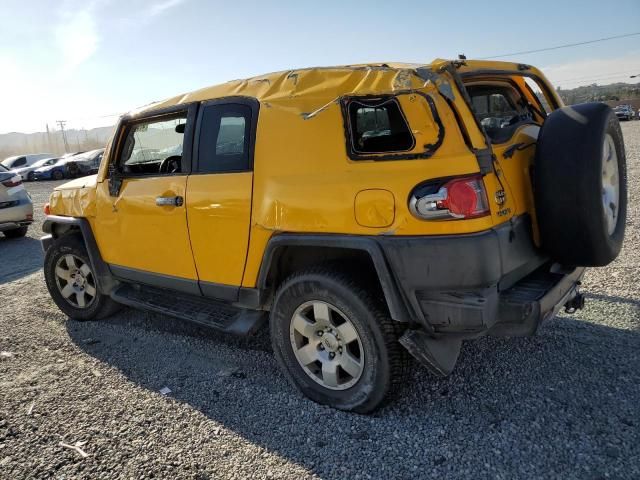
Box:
<box><xmin>495</xmin><ymin>190</ymin><xmax>506</xmax><ymax>205</ymax></box>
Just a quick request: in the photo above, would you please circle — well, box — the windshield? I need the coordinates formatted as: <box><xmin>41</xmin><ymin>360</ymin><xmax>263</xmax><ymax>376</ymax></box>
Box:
<box><xmin>0</xmin><ymin>164</ymin><xmax>8</xmax><ymax>172</ymax></box>
<box><xmin>29</xmin><ymin>158</ymin><xmax>54</xmax><ymax>169</ymax></box>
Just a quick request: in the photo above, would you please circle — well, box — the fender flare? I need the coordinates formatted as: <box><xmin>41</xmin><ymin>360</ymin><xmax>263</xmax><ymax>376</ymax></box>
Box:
<box><xmin>42</xmin><ymin>215</ymin><xmax>117</xmax><ymax>293</ymax></box>
<box><xmin>256</xmin><ymin>234</ymin><xmax>412</xmax><ymax>323</ymax></box>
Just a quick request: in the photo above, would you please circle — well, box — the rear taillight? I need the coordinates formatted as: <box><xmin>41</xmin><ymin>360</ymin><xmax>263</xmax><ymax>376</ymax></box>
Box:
<box><xmin>43</xmin><ymin>203</ymin><xmax>51</xmax><ymax>215</ymax></box>
<box><xmin>409</xmin><ymin>175</ymin><xmax>490</xmax><ymax>220</ymax></box>
<box><xmin>1</xmin><ymin>175</ymin><xmax>22</xmax><ymax>188</ymax></box>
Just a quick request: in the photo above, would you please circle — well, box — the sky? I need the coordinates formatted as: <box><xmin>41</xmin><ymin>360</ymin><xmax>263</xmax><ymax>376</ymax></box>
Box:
<box><xmin>0</xmin><ymin>0</ymin><xmax>639</xmax><ymax>134</ymax></box>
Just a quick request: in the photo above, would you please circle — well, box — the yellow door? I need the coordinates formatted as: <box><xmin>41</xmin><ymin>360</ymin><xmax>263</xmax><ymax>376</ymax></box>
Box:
<box><xmin>186</xmin><ymin>99</ymin><xmax>257</xmax><ymax>299</ymax></box>
<box><xmin>93</xmin><ymin>108</ymin><xmax>199</xmax><ymax>291</ymax></box>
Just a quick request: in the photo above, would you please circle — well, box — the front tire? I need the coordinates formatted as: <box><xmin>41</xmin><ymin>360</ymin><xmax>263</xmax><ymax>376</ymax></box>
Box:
<box><xmin>52</xmin><ymin>170</ymin><xmax>64</xmax><ymax>181</ymax></box>
<box><xmin>44</xmin><ymin>234</ymin><xmax>120</xmax><ymax>320</ymax></box>
<box><xmin>270</xmin><ymin>267</ymin><xmax>408</xmax><ymax>413</ymax></box>
<box><xmin>27</xmin><ymin>171</ymin><xmax>35</xmax><ymax>182</ymax></box>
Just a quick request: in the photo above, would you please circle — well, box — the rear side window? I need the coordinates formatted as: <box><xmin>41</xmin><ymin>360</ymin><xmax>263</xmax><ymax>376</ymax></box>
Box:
<box><xmin>345</xmin><ymin>98</ymin><xmax>414</xmax><ymax>155</ymax></box>
<box><xmin>9</xmin><ymin>157</ymin><xmax>27</xmax><ymax>168</ymax></box>
<box><xmin>196</xmin><ymin>104</ymin><xmax>252</xmax><ymax>173</ymax></box>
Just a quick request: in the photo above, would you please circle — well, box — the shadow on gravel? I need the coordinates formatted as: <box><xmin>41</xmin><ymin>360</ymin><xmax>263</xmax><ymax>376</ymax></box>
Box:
<box><xmin>0</xmin><ymin>236</ymin><xmax>43</xmax><ymax>284</ymax></box>
<box><xmin>65</xmin><ymin>309</ymin><xmax>640</xmax><ymax>479</ymax></box>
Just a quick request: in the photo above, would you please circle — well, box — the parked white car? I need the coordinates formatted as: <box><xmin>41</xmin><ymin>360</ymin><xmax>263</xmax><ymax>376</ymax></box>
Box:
<box><xmin>1</xmin><ymin>153</ymin><xmax>54</xmax><ymax>171</ymax></box>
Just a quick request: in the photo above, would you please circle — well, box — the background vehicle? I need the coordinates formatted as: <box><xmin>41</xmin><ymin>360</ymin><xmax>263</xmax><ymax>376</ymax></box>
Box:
<box><xmin>70</xmin><ymin>148</ymin><xmax>105</xmax><ymax>175</ymax></box>
<box><xmin>12</xmin><ymin>157</ymin><xmax>60</xmax><ymax>181</ymax></box>
<box><xmin>0</xmin><ymin>164</ymin><xmax>33</xmax><ymax>238</ymax></box>
<box><xmin>614</xmin><ymin>104</ymin><xmax>634</xmax><ymax>121</ymax></box>
<box><xmin>41</xmin><ymin>59</ymin><xmax>627</xmax><ymax>413</ymax></box>
<box><xmin>1</xmin><ymin>153</ymin><xmax>54</xmax><ymax>170</ymax></box>
<box><xmin>32</xmin><ymin>152</ymin><xmax>92</xmax><ymax>181</ymax></box>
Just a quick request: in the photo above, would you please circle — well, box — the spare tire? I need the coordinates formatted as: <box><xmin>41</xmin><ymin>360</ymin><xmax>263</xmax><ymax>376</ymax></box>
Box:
<box><xmin>534</xmin><ymin>102</ymin><xmax>627</xmax><ymax>267</ymax></box>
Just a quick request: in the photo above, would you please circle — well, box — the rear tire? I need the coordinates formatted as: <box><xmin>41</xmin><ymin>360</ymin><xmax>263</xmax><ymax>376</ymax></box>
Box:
<box><xmin>44</xmin><ymin>234</ymin><xmax>121</xmax><ymax>320</ymax></box>
<box><xmin>3</xmin><ymin>226</ymin><xmax>28</xmax><ymax>238</ymax></box>
<box><xmin>27</xmin><ymin>171</ymin><xmax>35</xmax><ymax>182</ymax></box>
<box><xmin>534</xmin><ymin>103</ymin><xmax>627</xmax><ymax>266</ymax></box>
<box><xmin>270</xmin><ymin>266</ymin><xmax>409</xmax><ymax>413</ymax></box>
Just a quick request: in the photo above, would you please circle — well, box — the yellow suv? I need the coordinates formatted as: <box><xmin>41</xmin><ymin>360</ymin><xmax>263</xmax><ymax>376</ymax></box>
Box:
<box><xmin>41</xmin><ymin>59</ymin><xmax>627</xmax><ymax>412</ymax></box>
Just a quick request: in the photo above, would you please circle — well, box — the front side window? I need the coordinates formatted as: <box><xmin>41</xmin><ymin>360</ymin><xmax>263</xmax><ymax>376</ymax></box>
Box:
<box><xmin>118</xmin><ymin>114</ymin><xmax>187</xmax><ymax>175</ymax></box>
<box><xmin>345</xmin><ymin>98</ymin><xmax>414</xmax><ymax>154</ymax></box>
<box><xmin>197</xmin><ymin>104</ymin><xmax>251</xmax><ymax>173</ymax></box>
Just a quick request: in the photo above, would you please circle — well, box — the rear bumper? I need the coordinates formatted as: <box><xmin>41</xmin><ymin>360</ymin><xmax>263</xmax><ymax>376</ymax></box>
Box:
<box><xmin>377</xmin><ymin>215</ymin><xmax>584</xmax><ymax>336</ymax></box>
<box><xmin>0</xmin><ymin>194</ymin><xmax>33</xmax><ymax>231</ymax></box>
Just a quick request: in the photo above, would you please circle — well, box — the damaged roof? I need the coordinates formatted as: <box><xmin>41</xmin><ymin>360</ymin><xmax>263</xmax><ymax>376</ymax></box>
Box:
<box><xmin>131</xmin><ymin>59</ymin><xmax>541</xmax><ymax>117</ymax></box>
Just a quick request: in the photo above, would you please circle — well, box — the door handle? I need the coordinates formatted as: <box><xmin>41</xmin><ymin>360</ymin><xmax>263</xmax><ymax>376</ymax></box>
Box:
<box><xmin>156</xmin><ymin>195</ymin><xmax>184</xmax><ymax>207</ymax></box>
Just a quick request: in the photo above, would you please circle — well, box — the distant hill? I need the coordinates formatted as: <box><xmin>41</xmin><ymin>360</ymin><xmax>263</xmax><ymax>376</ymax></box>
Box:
<box><xmin>0</xmin><ymin>125</ymin><xmax>115</xmax><ymax>160</ymax></box>
<box><xmin>557</xmin><ymin>82</ymin><xmax>640</xmax><ymax>105</ymax></box>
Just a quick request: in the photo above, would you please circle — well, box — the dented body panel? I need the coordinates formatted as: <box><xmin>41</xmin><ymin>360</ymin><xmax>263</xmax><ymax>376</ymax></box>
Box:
<box><xmin>48</xmin><ymin>59</ymin><xmax>559</xmax><ymax>291</ymax></box>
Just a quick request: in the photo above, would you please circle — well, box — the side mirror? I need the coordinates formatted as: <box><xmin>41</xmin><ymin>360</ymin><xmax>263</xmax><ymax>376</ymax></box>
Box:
<box><xmin>108</xmin><ymin>164</ymin><xmax>122</xmax><ymax>197</ymax></box>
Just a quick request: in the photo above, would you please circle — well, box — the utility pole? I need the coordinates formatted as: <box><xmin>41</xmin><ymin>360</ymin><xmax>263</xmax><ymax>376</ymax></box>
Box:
<box><xmin>56</xmin><ymin>120</ymin><xmax>70</xmax><ymax>153</ymax></box>
<box><xmin>46</xmin><ymin>123</ymin><xmax>52</xmax><ymax>152</ymax></box>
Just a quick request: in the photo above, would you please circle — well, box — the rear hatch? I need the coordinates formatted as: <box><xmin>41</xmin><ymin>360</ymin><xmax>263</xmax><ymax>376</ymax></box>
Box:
<box><xmin>437</xmin><ymin>60</ymin><xmax>563</xmax><ymax>239</ymax></box>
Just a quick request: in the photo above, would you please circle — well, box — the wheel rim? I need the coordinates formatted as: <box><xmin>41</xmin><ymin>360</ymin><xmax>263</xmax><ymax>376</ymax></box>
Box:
<box><xmin>602</xmin><ymin>134</ymin><xmax>620</xmax><ymax>236</ymax></box>
<box><xmin>289</xmin><ymin>300</ymin><xmax>365</xmax><ymax>391</ymax></box>
<box><xmin>54</xmin><ymin>254</ymin><xmax>97</xmax><ymax>309</ymax></box>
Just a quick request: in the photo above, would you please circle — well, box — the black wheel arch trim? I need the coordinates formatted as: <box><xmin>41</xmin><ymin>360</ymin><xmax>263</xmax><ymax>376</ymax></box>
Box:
<box><xmin>256</xmin><ymin>234</ymin><xmax>413</xmax><ymax>324</ymax></box>
<box><xmin>42</xmin><ymin>215</ymin><xmax>117</xmax><ymax>294</ymax></box>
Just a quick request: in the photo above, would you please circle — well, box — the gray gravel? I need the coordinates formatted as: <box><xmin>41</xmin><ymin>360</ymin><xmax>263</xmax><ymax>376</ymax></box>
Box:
<box><xmin>1</xmin><ymin>122</ymin><xmax>639</xmax><ymax>479</ymax></box>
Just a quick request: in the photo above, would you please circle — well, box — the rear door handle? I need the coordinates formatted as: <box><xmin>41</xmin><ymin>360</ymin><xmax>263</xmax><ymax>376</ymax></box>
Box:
<box><xmin>155</xmin><ymin>195</ymin><xmax>184</xmax><ymax>207</ymax></box>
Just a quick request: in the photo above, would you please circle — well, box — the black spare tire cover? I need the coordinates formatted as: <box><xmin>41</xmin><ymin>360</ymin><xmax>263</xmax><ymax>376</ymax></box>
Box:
<box><xmin>534</xmin><ymin>102</ymin><xmax>627</xmax><ymax>267</ymax></box>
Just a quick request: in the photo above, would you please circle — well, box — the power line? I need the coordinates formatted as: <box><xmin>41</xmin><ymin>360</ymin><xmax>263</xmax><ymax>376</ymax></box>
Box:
<box><xmin>479</xmin><ymin>32</ymin><xmax>640</xmax><ymax>59</ymax></box>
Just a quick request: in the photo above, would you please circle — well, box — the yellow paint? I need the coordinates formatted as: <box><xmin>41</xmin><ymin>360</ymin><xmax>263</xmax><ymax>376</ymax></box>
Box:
<box><xmin>47</xmin><ymin>59</ymin><xmax>559</xmax><ymax>290</ymax></box>
<box><xmin>355</xmin><ymin>189</ymin><xmax>395</xmax><ymax>228</ymax></box>
<box><xmin>92</xmin><ymin>176</ymin><xmax>198</xmax><ymax>280</ymax></box>
<box><xmin>186</xmin><ymin>173</ymin><xmax>253</xmax><ymax>286</ymax></box>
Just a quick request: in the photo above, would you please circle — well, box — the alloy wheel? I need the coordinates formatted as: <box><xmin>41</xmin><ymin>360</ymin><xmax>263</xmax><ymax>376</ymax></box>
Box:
<box><xmin>289</xmin><ymin>300</ymin><xmax>365</xmax><ymax>390</ymax></box>
<box><xmin>54</xmin><ymin>254</ymin><xmax>97</xmax><ymax>309</ymax></box>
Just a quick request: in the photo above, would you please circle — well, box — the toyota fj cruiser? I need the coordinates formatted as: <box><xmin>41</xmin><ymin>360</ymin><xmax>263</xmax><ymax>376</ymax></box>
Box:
<box><xmin>41</xmin><ymin>59</ymin><xmax>627</xmax><ymax>412</ymax></box>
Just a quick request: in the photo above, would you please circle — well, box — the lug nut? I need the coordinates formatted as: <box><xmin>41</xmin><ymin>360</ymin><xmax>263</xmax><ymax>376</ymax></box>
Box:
<box><xmin>317</xmin><ymin>331</ymin><xmax>323</xmax><ymax>336</ymax></box>
<box><xmin>329</xmin><ymin>352</ymin><xmax>335</xmax><ymax>359</ymax></box>
<box><xmin>319</xmin><ymin>344</ymin><xmax>325</xmax><ymax>350</ymax></box>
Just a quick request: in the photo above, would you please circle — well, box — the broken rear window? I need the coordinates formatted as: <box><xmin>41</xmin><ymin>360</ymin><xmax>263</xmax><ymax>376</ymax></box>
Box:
<box><xmin>345</xmin><ymin>97</ymin><xmax>415</xmax><ymax>155</ymax></box>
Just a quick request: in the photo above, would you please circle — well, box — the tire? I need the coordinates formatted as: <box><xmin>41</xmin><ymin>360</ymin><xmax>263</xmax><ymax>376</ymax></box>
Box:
<box><xmin>44</xmin><ymin>234</ymin><xmax>121</xmax><ymax>320</ymax></box>
<box><xmin>27</xmin><ymin>171</ymin><xmax>35</xmax><ymax>182</ymax></box>
<box><xmin>270</xmin><ymin>267</ymin><xmax>409</xmax><ymax>413</ymax></box>
<box><xmin>3</xmin><ymin>226</ymin><xmax>28</xmax><ymax>238</ymax></box>
<box><xmin>52</xmin><ymin>170</ymin><xmax>64</xmax><ymax>181</ymax></box>
<box><xmin>534</xmin><ymin>103</ymin><xmax>627</xmax><ymax>266</ymax></box>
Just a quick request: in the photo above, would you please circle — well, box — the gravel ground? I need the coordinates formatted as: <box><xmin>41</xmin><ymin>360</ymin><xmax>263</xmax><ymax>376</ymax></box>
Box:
<box><xmin>1</xmin><ymin>122</ymin><xmax>639</xmax><ymax>479</ymax></box>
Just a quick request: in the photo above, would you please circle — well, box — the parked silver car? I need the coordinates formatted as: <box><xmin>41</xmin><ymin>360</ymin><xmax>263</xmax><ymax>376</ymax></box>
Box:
<box><xmin>0</xmin><ymin>164</ymin><xmax>33</xmax><ymax>238</ymax></box>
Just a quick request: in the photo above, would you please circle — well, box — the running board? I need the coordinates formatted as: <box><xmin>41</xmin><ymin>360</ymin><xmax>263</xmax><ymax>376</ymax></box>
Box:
<box><xmin>111</xmin><ymin>283</ymin><xmax>267</xmax><ymax>336</ymax></box>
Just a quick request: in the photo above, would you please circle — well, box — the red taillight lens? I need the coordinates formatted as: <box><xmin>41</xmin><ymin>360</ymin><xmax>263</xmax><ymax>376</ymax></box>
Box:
<box><xmin>410</xmin><ymin>175</ymin><xmax>490</xmax><ymax>220</ymax></box>
<box><xmin>43</xmin><ymin>203</ymin><xmax>51</xmax><ymax>215</ymax></box>
<box><xmin>1</xmin><ymin>175</ymin><xmax>22</xmax><ymax>188</ymax></box>
<box><xmin>439</xmin><ymin>177</ymin><xmax>489</xmax><ymax>218</ymax></box>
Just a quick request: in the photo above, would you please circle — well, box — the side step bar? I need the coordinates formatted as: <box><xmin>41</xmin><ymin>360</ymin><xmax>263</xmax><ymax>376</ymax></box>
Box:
<box><xmin>111</xmin><ymin>283</ymin><xmax>267</xmax><ymax>336</ymax></box>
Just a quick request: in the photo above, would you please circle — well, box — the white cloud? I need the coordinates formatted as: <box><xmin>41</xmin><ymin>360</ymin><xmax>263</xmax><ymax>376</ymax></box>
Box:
<box><xmin>149</xmin><ymin>0</ymin><xmax>186</xmax><ymax>16</ymax></box>
<box><xmin>55</xmin><ymin>8</ymin><xmax>99</xmax><ymax>72</ymax></box>
<box><xmin>542</xmin><ymin>53</ymin><xmax>640</xmax><ymax>89</ymax></box>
